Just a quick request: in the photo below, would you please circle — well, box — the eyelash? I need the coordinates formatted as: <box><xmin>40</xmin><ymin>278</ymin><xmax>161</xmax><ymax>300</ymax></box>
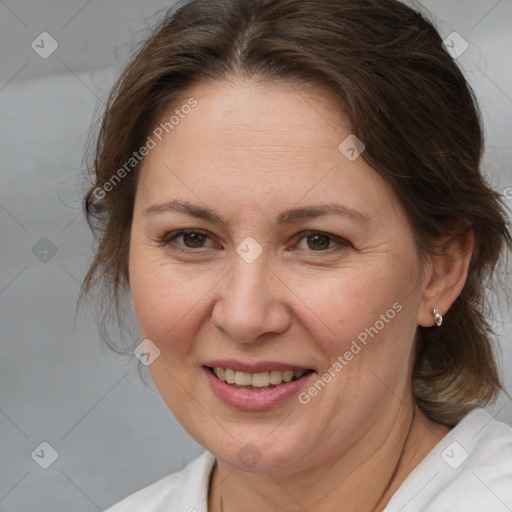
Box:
<box><xmin>158</xmin><ymin>229</ymin><xmax>350</xmax><ymax>255</ymax></box>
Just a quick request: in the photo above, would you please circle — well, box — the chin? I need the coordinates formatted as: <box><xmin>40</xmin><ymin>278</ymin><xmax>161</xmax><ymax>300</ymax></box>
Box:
<box><xmin>198</xmin><ymin>422</ymin><xmax>315</xmax><ymax>474</ymax></box>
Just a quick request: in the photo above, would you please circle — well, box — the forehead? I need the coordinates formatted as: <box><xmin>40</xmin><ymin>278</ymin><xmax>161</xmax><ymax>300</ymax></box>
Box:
<box><xmin>146</xmin><ymin>78</ymin><xmax>349</xmax><ymax>168</ymax></box>
<box><xmin>135</xmin><ymin>77</ymin><xmax>398</xmax><ymax>224</ymax></box>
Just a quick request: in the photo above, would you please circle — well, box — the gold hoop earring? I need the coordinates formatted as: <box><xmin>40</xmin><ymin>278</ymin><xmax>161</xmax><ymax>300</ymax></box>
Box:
<box><xmin>433</xmin><ymin>308</ymin><xmax>443</xmax><ymax>327</ymax></box>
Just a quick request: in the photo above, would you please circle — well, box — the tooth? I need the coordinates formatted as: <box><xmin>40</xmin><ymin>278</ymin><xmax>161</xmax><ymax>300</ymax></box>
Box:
<box><xmin>251</xmin><ymin>371</ymin><xmax>270</xmax><ymax>387</ymax></box>
<box><xmin>269</xmin><ymin>370</ymin><xmax>283</xmax><ymax>385</ymax></box>
<box><xmin>235</xmin><ymin>371</ymin><xmax>252</xmax><ymax>386</ymax></box>
<box><xmin>282</xmin><ymin>370</ymin><xmax>294</xmax><ymax>383</ymax></box>
<box><xmin>225</xmin><ymin>368</ymin><xmax>236</xmax><ymax>384</ymax></box>
<box><xmin>219</xmin><ymin>367</ymin><xmax>305</xmax><ymax>387</ymax></box>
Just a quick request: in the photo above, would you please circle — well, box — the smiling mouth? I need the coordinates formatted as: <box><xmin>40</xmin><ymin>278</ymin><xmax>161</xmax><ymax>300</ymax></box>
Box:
<box><xmin>205</xmin><ymin>366</ymin><xmax>314</xmax><ymax>390</ymax></box>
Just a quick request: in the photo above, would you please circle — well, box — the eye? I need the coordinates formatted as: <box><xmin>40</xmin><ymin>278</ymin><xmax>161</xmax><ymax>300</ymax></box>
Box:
<box><xmin>158</xmin><ymin>229</ymin><xmax>349</xmax><ymax>254</ymax></box>
<box><xmin>293</xmin><ymin>231</ymin><xmax>348</xmax><ymax>252</ymax></box>
<box><xmin>159</xmin><ymin>230</ymin><xmax>214</xmax><ymax>251</ymax></box>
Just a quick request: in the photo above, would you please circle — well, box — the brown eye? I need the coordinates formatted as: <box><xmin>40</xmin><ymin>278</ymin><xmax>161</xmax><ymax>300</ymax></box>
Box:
<box><xmin>294</xmin><ymin>231</ymin><xmax>349</xmax><ymax>254</ymax></box>
<box><xmin>182</xmin><ymin>232</ymin><xmax>207</xmax><ymax>248</ymax></box>
<box><xmin>306</xmin><ymin>233</ymin><xmax>331</xmax><ymax>250</ymax></box>
<box><xmin>159</xmin><ymin>230</ymin><xmax>213</xmax><ymax>251</ymax></box>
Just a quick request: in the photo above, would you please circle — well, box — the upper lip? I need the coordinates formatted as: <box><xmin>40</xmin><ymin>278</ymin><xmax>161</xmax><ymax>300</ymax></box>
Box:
<box><xmin>204</xmin><ymin>360</ymin><xmax>313</xmax><ymax>373</ymax></box>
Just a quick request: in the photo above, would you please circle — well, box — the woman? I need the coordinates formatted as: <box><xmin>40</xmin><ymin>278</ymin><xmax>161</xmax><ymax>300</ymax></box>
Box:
<box><xmin>80</xmin><ymin>0</ymin><xmax>512</xmax><ymax>510</ymax></box>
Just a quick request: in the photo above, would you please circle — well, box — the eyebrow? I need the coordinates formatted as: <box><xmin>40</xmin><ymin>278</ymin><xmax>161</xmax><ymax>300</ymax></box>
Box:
<box><xmin>142</xmin><ymin>199</ymin><xmax>369</xmax><ymax>228</ymax></box>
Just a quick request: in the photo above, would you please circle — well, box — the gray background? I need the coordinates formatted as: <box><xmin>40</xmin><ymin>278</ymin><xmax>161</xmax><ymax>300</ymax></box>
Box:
<box><xmin>0</xmin><ymin>1</ymin><xmax>511</xmax><ymax>510</ymax></box>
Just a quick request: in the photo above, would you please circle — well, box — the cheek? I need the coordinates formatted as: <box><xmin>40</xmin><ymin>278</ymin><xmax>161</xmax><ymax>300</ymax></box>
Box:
<box><xmin>310</xmin><ymin>266</ymin><xmax>410</xmax><ymax>342</ymax></box>
<box><xmin>129</xmin><ymin>247</ymin><xmax>215</xmax><ymax>361</ymax></box>
<box><xmin>306</xmin><ymin>254</ymin><xmax>421</xmax><ymax>389</ymax></box>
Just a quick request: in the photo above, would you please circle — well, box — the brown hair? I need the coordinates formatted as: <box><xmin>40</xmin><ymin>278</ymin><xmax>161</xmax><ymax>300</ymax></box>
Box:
<box><xmin>80</xmin><ymin>0</ymin><xmax>511</xmax><ymax>425</ymax></box>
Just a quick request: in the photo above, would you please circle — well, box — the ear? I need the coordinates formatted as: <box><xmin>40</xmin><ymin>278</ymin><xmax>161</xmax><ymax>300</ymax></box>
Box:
<box><xmin>417</xmin><ymin>226</ymin><xmax>474</xmax><ymax>327</ymax></box>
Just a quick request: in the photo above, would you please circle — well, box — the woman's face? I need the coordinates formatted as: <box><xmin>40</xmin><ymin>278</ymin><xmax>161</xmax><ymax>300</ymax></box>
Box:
<box><xmin>129</xmin><ymin>78</ymin><xmax>430</xmax><ymax>473</ymax></box>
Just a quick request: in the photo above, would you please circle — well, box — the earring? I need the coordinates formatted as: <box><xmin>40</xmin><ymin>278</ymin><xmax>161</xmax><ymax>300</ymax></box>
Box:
<box><xmin>433</xmin><ymin>308</ymin><xmax>443</xmax><ymax>327</ymax></box>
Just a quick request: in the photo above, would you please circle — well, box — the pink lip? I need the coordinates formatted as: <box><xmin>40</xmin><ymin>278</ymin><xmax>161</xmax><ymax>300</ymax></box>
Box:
<box><xmin>202</xmin><ymin>366</ymin><xmax>315</xmax><ymax>411</ymax></box>
<box><xmin>204</xmin><ymin>359</ymin><xmax>312</xmax><ymax>373</ymax></box>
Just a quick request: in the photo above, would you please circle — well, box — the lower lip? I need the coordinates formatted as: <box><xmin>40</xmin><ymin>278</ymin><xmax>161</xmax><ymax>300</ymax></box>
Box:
<box><xmin>203</xmin><ymin>367</ymin><xmax>315</xmax><ymax>411</ymax></box>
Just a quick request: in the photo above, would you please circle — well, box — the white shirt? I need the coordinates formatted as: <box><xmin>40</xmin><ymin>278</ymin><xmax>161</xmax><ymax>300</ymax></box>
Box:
<box><xmin>105</xmin><ymin>408</ymin><xmax>512</xmax><ymax>511</ymax></box>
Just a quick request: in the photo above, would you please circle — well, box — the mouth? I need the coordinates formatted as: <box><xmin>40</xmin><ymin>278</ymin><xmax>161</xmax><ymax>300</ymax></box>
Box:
<box><xmin>204</xmin><ymin>366</ymin><xmax>315</xmax><ymax>390</ymax></box>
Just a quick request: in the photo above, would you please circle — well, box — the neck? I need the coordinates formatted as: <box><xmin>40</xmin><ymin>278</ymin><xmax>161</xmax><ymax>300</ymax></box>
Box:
<box><xmin>208</xmin><ymin>405</ymin><xmax>450</xmax><ymax>512</ymax></box>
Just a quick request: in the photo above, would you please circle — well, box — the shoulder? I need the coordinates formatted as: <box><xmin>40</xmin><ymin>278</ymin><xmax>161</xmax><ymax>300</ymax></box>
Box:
<box><xmin>385</xmin><ymin>408</ymin><xmax>512</xmax><ymax>512</ymax></box>
<box><xmin>104</xmin><ymin>451</ymin><xmax>216</xmax><ymax>512</ymax></box>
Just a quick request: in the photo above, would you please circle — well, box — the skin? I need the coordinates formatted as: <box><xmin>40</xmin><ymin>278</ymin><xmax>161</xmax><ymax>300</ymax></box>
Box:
<box><xmin>128</xmin><ymin>77</ymin><xmax>473</xmax><ymax>511</ymax></box>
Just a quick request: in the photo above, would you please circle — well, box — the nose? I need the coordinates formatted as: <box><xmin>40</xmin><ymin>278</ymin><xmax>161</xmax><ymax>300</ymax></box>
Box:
<box><xmin>210</xmin><ymin>253</ymin><xmax>291</xmax><ymax>343</ymax></box>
